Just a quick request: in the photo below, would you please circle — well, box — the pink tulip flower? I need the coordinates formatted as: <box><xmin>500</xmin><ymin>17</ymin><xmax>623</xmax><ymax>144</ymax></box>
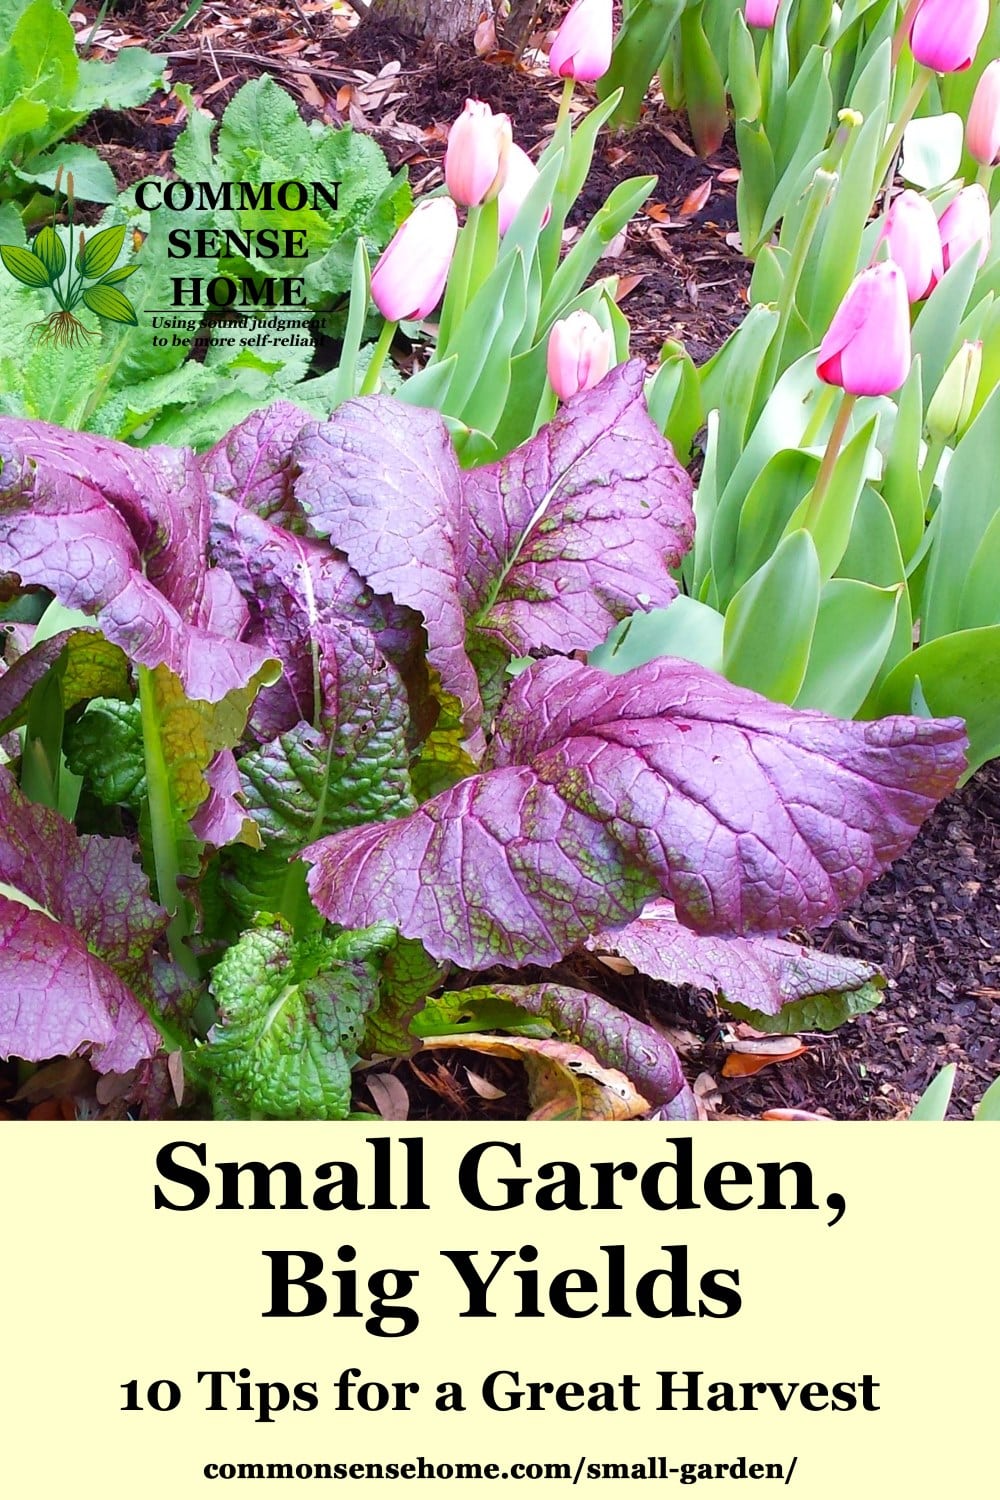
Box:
<box><xmin>816</xmin><ymin>262</ymin><xmax>911</xmax><ymax>396</ymax></box>
<box><xmin>877</xmin><ymin>190</ymin><xmax>943</xmax><ymax>302</ymax></box>
<box><xmin>936</xmin><ymin>184</ymin><xmax>992</xmax><ymax>278</ymax></box>
<box><xmin>966</xmin><ymin>59</ymin><xmax>1000</xmax><ymax>166</ymax></box>
<box><xmin>444</xmin><ymin>99</ymin><xmax>512</xmax><ymax>207</ymax></box>
<box><xmin>908</xmin><ymin>0</ymin><xmax>989</xmax><ymax>73</ymax></box>
<box><xmin>497</xmin><ymin>144</ymin><xmax>551</xmax><ymax>235</ymax></box>
<box><xmin>549</xmin><ymin>0</ymin><xmax>614</xmax><ymax>83</ymax></box>
<box><xmin>370</xmin><ymin>198</ymin><xmax>459</xmax><ymax>321</ymax></box>
<box><xmin>745</xmin><ymin>0</ymin><xmax>780</xmax><ymax>27</ymax></box>
<box><xmin>547</xmin><ymin>310</ymin><xmax>615</xmax><ymax>400</ymax></box>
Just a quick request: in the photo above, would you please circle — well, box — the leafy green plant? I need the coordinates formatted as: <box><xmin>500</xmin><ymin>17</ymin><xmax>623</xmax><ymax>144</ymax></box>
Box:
<box><xmin>0</xmin><ymin>0</ymin><xmax>163</xmax><ymax>207</ymax></box>
<box><xmin>0</xmin><ymin>369</ymin><xmax>967</xmax><ymax>1118</ymax></box>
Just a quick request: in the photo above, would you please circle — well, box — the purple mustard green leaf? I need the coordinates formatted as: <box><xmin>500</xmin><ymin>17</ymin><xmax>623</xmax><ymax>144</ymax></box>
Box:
<box><xmin>227</xmin><ymin>621</ymin><xmax>414</xmax><ymax>919</ymax></box>
<box><xmin>302</xmin><ymin>656</ymin><xmax>967</xmax><ymax>970</ymax></box>
<box><xmin>464</xmin><ymin>362</ymin><xmax>695</xmax><ymax>655</ymax></box>
<box><xmin>290</xmin><ymin>397</ymin><xmax>484</xmax><ymax>740</ymax></box>
<box><xmin>209</xmin><ymin>493</ymin><xmax>424</xmax><ymax>743</ymax></box>
<box><xmin>189</xmin><ymin>750</ymin><xmax>261</xmax><ymax>851</ymax></box>
<box><xmin>200</xmin><ymin>400</ymin><xmax>312</xmax><ymax>523</ymax></box>
<box><xmin>586</xmin><ymin>901</ymin><xmax>884</xmax><ymax>1020</ymax></box>
<box><xmin>0</xmin><ymin>766</ymin><xmax>164</xmax><ymax>1071</ymax></box>
<box><xmin>363</xmin><ymin>935</ymin><xmax>447</xmax><ymax>1057</ymax></box>
<box><xmin>0</xmin><ymin>419</ymin><xmax>275</xmax><ymax>702</ymax></box>
<box><xmin>206</xmin><ymin>368</ymin><xmax>691</xmax><ymax>746</ymax></box>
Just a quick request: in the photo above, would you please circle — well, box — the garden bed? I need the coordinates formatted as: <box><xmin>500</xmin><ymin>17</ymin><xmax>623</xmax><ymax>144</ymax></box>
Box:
<box><xmin>1</xmin><ymin>0</ymin><xmax>996</xmax><ymax>1121</ymax></box>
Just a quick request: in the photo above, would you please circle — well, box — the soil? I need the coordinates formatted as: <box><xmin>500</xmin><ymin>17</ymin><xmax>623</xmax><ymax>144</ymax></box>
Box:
<box><xmin>3</xmin><ymin>0</ymin><xmax>994</xmax><ymax>1123</ymax></box>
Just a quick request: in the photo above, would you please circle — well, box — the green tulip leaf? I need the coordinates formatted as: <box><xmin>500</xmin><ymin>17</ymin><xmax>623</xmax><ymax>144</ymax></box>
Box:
<box><xmin>795</xmin><ymin>578</ymin><xmax>902</xmax><ymax>717</ymax></box>
<box><xmin>723</xmin><ymin>529</ymin><xmax>820</xmax><ymax>703</ymax></box>
<box><xmin>873</xmin><ymin>626</ymin><xmax>999</xmax><ymax>781</ymax></box>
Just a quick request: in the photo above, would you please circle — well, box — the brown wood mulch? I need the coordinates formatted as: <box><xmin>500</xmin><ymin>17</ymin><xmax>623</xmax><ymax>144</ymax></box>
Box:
<box><xmin>4</xmin><ymin>0</ymin><xmax>994</xmax><ymax>1122</ymax></box>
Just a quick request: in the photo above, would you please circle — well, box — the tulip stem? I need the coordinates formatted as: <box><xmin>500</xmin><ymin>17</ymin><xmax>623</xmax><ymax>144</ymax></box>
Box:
<box><xmin>875</xmin><ymin>69</ymin><xmax>931</xmax><ymax>194</ymax></box>
<box><xmin>800</xmin><ymin>383</ymin><xmax>838</xmax><ymax>449</ymax></box>
<box><xmin>436</xmin><ymin>202</ymin><xmax>482</xmax><ymax>353</ymax></box>
<box><xmin>919</xmin><ymin>435</ymin><xmax>946</xmax><ymax>508</ymax></box>
<box><xmin>555</xmin><ymin>76</ymin><xmax>575</xmax><ymax>134</ymax></box>
<box><xmin>976</xmin><ymin>162</ymin><xmax>994</xmax><ymax>192</ymax></box>
<box><xmin>359</xmin><ymin>317</ymin><xmax>398</xmax><ymax>396</ymax></box>
<box><xmin>890</xmin><ymin>0</ymin><xmax>922</xmax><ymax>67</ymax></box>
<box><xmin>804</xmin><ymin>390</ymin><xmax>857</xmax><ymax>530</ymax></box>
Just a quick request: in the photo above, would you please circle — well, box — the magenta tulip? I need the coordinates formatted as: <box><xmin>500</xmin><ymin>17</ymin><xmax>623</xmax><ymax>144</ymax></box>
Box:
<box><xmin>745</xmin><ymin>0</ymin><xmax>780</xmax><ymax>27</ymax></box>
<box><xmin>497</xmin><ymin>144</ymin><xmax>551</xmax><ymax>235</ymax></box>
<box><xmin>877</xmin><ymin>190</ymin><xmax>943</xmax><ymax>302</ymax></box>
<box><xmin>549</xmin><ymin>0</ymin><xmax>614</xmax><ymax>83</ymax></box>
<box><xmin>444</xmin><ymin>99</ymin><xmax>512</xmax><ymax>207</ymax></box>
<box><xmin>966</xmin><ymin>59</ymin><xmax>1000</xmax><ymax>166</ymax></box>
<box><xmin>816</xmin><ymin>262</ymin><xmax>911</xmax><ymax>396</ymax></box>
<box><xmin>908</xmin><ymin>0</ymin><xmax>989</xmax><ymax>73</ymax></box>
<box><xmin>547</xmin><ymin>310</ymin><xmax>615</xmax><ymax>400</ymax></box>
<box><xmin>937</xmin><ymin>184</ymin><xmax>992</xmax><ymax>277</ymax></box>
<box><xmin>370</xmin><ymin>198</ymin><xmax>459</xmax><ymax>321</ymax></box>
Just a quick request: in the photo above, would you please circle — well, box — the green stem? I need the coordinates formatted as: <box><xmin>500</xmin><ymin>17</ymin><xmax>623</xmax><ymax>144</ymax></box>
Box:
<box><xmin>773</xmin><ymin>169</ymin><xmax>836</xmax><ymax>357</ymax></box>
<box><xmin>359</xmin><ymin>316</ymin><xmax>398</xmax><ymax>396</ymax></box>
<box><xmin>137</xmin><ymin>665</ymin><xmax>198</xmax><ymax>981</ymax></box>
<box><xmin>20</xmin><ymin>669</ymin><xmax>64</xmax><ymax>811</ymax></box>
<box><xmin>890</xmin><ymin>0</ymin><xmax>922</xmax><ymax>67</ymax></box>
<box><xmin>804</xmin><ymin>390</ymin><xmax>857</xmax><ymax>530</ymax></box>
<box><xmin>919</xmin><ymin>434</ymin><xmax>945</xmax><ymax>509</ymax></box>
<box><xmin>800</xmin><ymin>383</ymin><xmax>838</xmax><ymax>448</ymax></box>
<box><xmin>976</xmin><ymin>161</ymin><xmax>994</xmax><ymax>192</ymax></box>
<box><xmin>875</xmin><ymin>69</ymin><xmax>931</xmax><ymax>194</ymax></box>
<box><xmin>435</xmin><ymin>202</ymin><xmax>480</xmax><ymax>354</ymax></box>
<box><xmin>555</xmin><ymin>76</ymin><xmax>575</xmax><ymax>133</ymax></box>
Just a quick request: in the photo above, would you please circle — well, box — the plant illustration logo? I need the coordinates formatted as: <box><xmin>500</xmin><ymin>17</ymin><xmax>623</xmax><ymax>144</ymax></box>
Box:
<box><xmin>0</xmin><ymin>167</ymin><xmax>138</xmax><ymax>347</ymax></box>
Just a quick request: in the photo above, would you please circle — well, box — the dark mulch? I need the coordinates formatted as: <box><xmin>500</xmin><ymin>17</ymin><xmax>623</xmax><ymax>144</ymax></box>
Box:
<box><xmin>9</xmin><ymin>2</ymin><xmax>994</xmax><ymax>1123</ymax></box>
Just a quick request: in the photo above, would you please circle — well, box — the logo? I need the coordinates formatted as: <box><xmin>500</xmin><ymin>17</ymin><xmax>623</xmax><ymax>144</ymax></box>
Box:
<box><xmin>0</xmin><ymin>168</ymin><xmax>138</xmax><ymax>347</ymax></box>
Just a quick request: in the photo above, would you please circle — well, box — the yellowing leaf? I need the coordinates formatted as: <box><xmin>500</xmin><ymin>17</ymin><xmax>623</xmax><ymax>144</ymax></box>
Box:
<box><xmin>419</xmin><ymin>1033</ymin><xmax>648</xmax><ymax>1120</ymax></box>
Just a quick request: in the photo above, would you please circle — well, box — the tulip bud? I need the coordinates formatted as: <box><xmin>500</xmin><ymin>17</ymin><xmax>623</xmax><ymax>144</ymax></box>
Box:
<box><xmin>877</xmin><ymin>190</ymin><xmax>943</xmax><ymax>302</ymax></box>
<box><xmin>936</xmin><ymin>183</ymin><xmax>992</xmax><ymax>278</ymax></box>
<box><xmin>908</xmin><ymin>0</ymin><xmax>989</xmax><ymax>74</ymax></box>
<box><xmin>745</xmin><ymin>0</ymin><xmax>780</xmax><ymax>27</ymax></box>
<box><xmin>444</xmin><ymin>99</ymin><xmax>512</xmax><ymax>207</ymax></box>
<box><xmin>926</xmin><ymin>340</ymin><xmax>982</xmax><ymax>443</ymax></box>
<box><xmin>966</xmin><ymin>59</ymin><xmax>1000</xmax><ymax>167</ymax></box>
<box><xmin>547</xmin><ymin>310</ymin><xmax>615</xmax><ymax>400</ymax></box>
<box><xmin>549</xmin><ymin>0</ymin><xmax>614</xmax><ymax>83</ymax></box>
<box><xmin>497</xmin><ymin>144</ymin><xmax>551</xmax><ymax>235</ymax></box>
<box><xmin>370</xmin><ymin>198</ymin><xmax>459</xmax><ymax>322</ymax></box>
<box><xmin>816</xmin><ymin>261</ymin><xmax>912</xmax><ymax>396</ymax></box>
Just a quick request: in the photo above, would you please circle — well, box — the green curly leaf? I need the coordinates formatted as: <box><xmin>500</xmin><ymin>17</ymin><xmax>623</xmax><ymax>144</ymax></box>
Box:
<box><xmin>203</xmin><ymin>922</ymin><xmax>386</xmax><ymax>1119</ymax></box>
<box><xmin>64</xmin><ymin>698</ymin><xmax>145</xmax><ymax>806</ymax></box>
